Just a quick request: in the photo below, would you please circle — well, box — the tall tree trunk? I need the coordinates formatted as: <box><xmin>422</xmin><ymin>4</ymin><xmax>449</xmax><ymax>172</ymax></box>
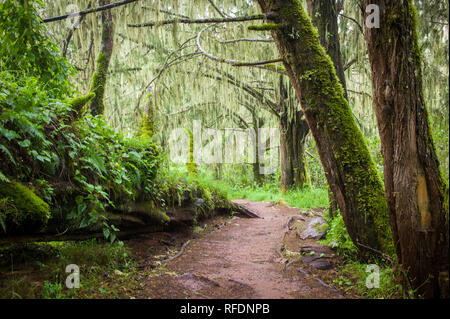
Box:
<box><xmin>255</xmin><ymin>0</ymin><xmax>394</xmax><ymax>256</ymax></box>
<box><xmin>306</xmin><ymin>0</ymin><xmax>348</xmax><ymax>100</ymax></box>
<box><xmin>278</xmin><ymin>76</ymin><xmax>310</xmax><ymax>191</ymax></box>
<box><xmin>279</xmin><ymin>109</ymin><xmax>310</xmax><ymax>191</ymax></box>
<box><xmin>88</xmin><ymin>0</ymin><xmax>114</xmax><ymax>116</ymax></box>
<box><xmin>252</xmin><ymin>116</ymin><xmax>264</xmax><ymax>185</ymax></box>
<box><xmin>361</xmin><ymin>0</ymin><xmax>449</xmax><ymax>298</ymax></box>
<box><xmin>307</xmin><ymin>0</ymin><xmax>348</xmax><ymax>216</ymax></box>
<box><xmin>141</xmin><ymin>91</ymin><xmax>154</xmax><ymax>139</ymax></box>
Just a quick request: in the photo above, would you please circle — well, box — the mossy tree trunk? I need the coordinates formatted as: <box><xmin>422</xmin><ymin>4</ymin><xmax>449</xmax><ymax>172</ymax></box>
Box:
<box><xmin>256</xmin><ymin>0</ymin><xmax>394</xmax><ymax>256</ymax></box>
<box><xmin>361</xmin><ymin>0</ymin><xmax>449</xmax><ymax>298</ymax></box>
<box><xmin>88</xmin><ymin>0</ymin><xmax>114</xmax><ymax>116</ymax></box>
<box><xmin>185</xmin><ymin>128</ymin><xmax>198</xmax><ymax>175</ymax></box>
<box><xmin>141</xmin><ymin>91</ymin><xmax>155</xmax><ymax>139</ymax></box>
<box><xmin>306</xmin><ymin>0</ymin><xmax>348</xmax><ymax>100</ymax></box>
<box><xmin>306</xmin><ymin>0</ymin><xmax>347</xmax><ymax>218</ymax></box>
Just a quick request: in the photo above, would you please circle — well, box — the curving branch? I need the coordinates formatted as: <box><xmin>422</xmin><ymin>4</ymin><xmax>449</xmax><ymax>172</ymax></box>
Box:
<box><xmin>339</xmin><ymin>13</ymin><xmax>363</xmax><ymax>34</ymax></box>
<box><xmin>62</xmin><ymin>2</ymin><xmax>92</xmax><ymax>57</ymax></box>
<box><xmin>196</xmin><ymin>25</ymin><xmax>285</xmax><ymax>73</ymax></box>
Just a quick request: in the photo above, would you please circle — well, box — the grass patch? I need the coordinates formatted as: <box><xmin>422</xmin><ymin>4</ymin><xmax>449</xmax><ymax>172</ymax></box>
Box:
<box><xmin>0</xmin><ymin>239</ymin><xmax>138</xmax><ymax>299</ymax></box>
<box><xmin>165</xmin><ymin>165</ymin><xmax>328</xmax><ymax>210</ymax></box>
<box><xmin>333</xmin><ymin>261</ymin><xmax>406</xmax><ymax>299</ymax></box>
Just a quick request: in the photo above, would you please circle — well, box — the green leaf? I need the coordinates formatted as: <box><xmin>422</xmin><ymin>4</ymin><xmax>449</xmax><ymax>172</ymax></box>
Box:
<box><xmin>0</xmin><ymin>215</ymin><xmax>6</xmax><ymax>232</ymax></box>
<box><xmin>103</xmin><ymin>228</ymin><xmax>110</xmax><ymax>239</ymax></box>
<box><xmin>0</xmin><ymin>145</ymin><xmax>16</xmax><ymax>165</ymax></box>
<box><xmin>79</xmin><ymin>219</ymin><xmax>88</xmax><ymax>228</ymax></box>
<box><xmin>17</xmin><ymin>139</ymin><xmax>31</xmax><ymax>148</ymax></box>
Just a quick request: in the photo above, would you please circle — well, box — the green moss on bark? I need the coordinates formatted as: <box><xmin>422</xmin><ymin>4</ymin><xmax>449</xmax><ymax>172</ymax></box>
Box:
<box><xmin>185</xmin><ymin>128</ymin><xmax>197</xmax><ymax>176</ymax></box>
<box><xmin>88</xmin><ymin>53</ymin><xmax>110</xmax><ymax>116</ymax></box>
<box><xmin>248</xmin><ymin>23</ymin><xmax>281</xmax><ymax>31</ymax></box>
<box><xmin>141</xmin><ymin>92</ymin><xmax>154</xmax><ymax>140</ymax></box>
<box><xmin>0</xmin><ymin>182</ymin><xmax>50</xmax><ymax>233</ymax></box>
<box><xmin>259</xmin><ymin>0</ymin><xmax>394</xmax><ymax>256</ymax></box>
<box><xmin>68</xmin><ymin>92</ymin><xmax>95</xmax><ymax>117</ymax></box>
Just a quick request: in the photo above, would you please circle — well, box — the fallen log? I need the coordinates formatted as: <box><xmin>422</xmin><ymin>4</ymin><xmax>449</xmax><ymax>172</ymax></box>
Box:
<box><xmin>0</xmin><ymin>224</ymin><xmax>167</xmax><ymax>245</ymax></box>
<box><xmin>231</xmin><ymin>203</ymin><xmax>261</xmax><ymax>218</ymax></box>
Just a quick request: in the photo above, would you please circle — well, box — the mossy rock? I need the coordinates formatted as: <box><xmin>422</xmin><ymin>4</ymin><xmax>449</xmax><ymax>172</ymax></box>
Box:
<box><xmin>0</xmin><ymin>182</ymin><xmax>50</xmax><ymax>234</ymax></box>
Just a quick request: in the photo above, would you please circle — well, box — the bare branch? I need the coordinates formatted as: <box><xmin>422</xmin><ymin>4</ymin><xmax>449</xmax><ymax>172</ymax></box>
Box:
<box><xmin>207</xmin><ymin>0</ymin><xmax>227</xmax><ymax>18</ymax></box>
<box><xmin>43</xmin><ymin>0</ymin><xmax>139</xmax><ymax>23</ymax></box>
<box><xmin>62</xmin><ymin>2</ymin><xmax>92</xmax><ymax>57</ymax></box>
<box><xmin>196</xmin><ymin>25</ymin><xmax>285</xmax><ymax>74</ymax></box>
<box><xmin>140</xmin><ymin>6</ymin><xmax>190</xmax><ymax>19</ymax></box>
<box><xmin>233</xmin><ymin>58</ymin><xmax>284</xmax><ymax>67</ymax></box>
<box><xmin>163</xmin><ymin>102</ymin><xmax>217</xmax><ymax>116</ymax></box>
<box><xmin>127</xmin><ymin>14</ymin><xmax>267</xmax><ymax>28</ymax></box>
<box><xmin>219</xmin><ymin>37</ymin><xmax>274</xmax><ymax>44</ymax></box>
<box><xmin>343</xmin><ymin>57</ymin><xmax>357</xmax><ymax>71</ymax></box>
<box><xmin>339</xmin><ymin>13</ymin><xmax>363</xmax><ymax>33</ymax></box>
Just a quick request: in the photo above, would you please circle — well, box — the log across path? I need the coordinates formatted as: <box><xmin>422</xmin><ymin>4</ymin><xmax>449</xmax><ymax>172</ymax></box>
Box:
<box><xmin>137</xmin><ymin>200</ymin><xmax>345</xmax><ymax>299</ymax></box>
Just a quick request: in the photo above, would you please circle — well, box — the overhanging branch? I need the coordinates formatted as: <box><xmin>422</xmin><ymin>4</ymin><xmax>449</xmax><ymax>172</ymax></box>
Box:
<box><xmin>128</xmin><ymin>14</ymin><xmax>267</xmax><ymax>28</ymax></box>
<box><xmin>42</xmin><ymin>0</ymin><xmax>139</xmax><ymax>23</ymax></box>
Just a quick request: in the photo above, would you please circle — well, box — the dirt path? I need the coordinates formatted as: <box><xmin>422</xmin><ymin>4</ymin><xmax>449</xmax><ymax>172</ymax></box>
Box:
<box><xmin>133</xmin><ymin>200</ymin><xmax>346</xmax><ymax>299</ymax></box>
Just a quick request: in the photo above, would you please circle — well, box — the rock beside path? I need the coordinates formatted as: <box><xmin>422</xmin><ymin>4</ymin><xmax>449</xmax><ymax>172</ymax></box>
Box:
<box><xmin>298</xmin><ymin>217</ymin><xmax>328</xmax><ymax>240</ymax></box>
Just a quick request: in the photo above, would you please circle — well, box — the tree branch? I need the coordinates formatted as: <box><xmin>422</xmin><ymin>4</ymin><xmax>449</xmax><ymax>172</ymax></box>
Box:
<box><xmin>42</xmin><ymin>0</ymin><xmax>139</xmax><ymax>23</ymax></box>
<box><xmin>219</xmin><ymin>37</ymin><xmax>274</xmax><ymax>44</ymax></box>
<box><xmin>339</xmin><ymin>13</ymin><xmax>363</xmax><ymax>33</ymax></box>
<box><xmin>207</xmin><ymin>0</ymin><xmax>227</xmax><ymax>18</ymax></box>
<box><xmin>62</xmin><ymin>2</ymin><xmax>92</xmax><ymax>57</ymax></box>
<box><xmin>128</xmin><ymin>14</ymin><xmax>267</xmax><ymax>28</ymax></box>
<box><xmin>196</xmin><ymin>25</ymin><xmax>285</xmax><ymax>73</ymax></box>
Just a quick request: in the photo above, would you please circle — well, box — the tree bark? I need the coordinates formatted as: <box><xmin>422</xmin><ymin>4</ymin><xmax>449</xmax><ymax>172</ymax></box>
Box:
<box><xmin>361</xmin><ymin>0</ymin><xmax>449</xmax><ymax>298</ymax></box>
<box><xmin>88</xmin><ymin>0</ymin><xmax>114</xmax><ymax>116</ymax></box>
<box><xmin>279</xmin><ymin>112</ymin><xmax>310</xmax><ymax>191</ymax></box>
<box><xmin>278</xmin><ymin>76</ymin><xmax>310</xmax><ymax>191</ymax></box>
<box><xmin>307</xmin><ymin>0</ymin><xmax>347</xmax><ymax>216</ymax></box>
<box><xmin>255</xmin><ymin>0</ymin><xmax>394</xmax><ymax>256</ymax></box>
<box><xmin>306</xmin><ymin>0</ymin><xmax>348</xmax><ymax>100</ymax></box>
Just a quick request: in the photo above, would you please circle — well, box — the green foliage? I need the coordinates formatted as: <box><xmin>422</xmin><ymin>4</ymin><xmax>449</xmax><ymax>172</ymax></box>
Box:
<box><xmin>320</xmin><ymin>209</ymin><xmax>357</xmax><ymax>255</ymax></box>
<box><xmin>168</xmin><ymin>166</ymin><xmax>328</xmax><ymax>210</ymax></box>
<box><xmin>0</xmin><ymin>1</ymin><xmax>161</xmax><ymax>237</ymax></box>
<box><xmin>0</xmin><ymin>0</ymin><xmax>75</xmax><ymax>98</ymax></box>
<box><xmin>0</xmin><ymin>239</ymin><xmax>134</xmax><ymax>298</ymax></box>
<box><xmin>337</xmin><ymin>262</ymin><xmax>405</xmax><ymax>299</ymax></box>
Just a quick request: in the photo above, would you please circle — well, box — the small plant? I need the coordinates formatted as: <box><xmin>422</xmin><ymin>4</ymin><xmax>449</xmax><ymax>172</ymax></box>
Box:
<box><xmin>41</xmin><ymin>281</ymin><xmax>64</xmax><ymax>299</ymax></box>
<box><xmin>320</xmin><ymin>209</ymin><xmax>357</xmax><ymax>255</ymax></box>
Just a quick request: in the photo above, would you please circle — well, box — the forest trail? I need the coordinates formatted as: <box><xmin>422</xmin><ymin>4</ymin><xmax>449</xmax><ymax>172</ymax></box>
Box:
<box><xmin>133</xmin><ymin>200</ymin><xmax>345</xmax><ymax>299</ymax></box>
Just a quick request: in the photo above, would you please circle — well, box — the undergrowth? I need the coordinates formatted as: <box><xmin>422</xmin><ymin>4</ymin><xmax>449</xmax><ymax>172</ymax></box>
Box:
<box><xmin>0</xmin><ymin>239</ymin><xmax>137</xmax><ymax>299</ymax></box>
